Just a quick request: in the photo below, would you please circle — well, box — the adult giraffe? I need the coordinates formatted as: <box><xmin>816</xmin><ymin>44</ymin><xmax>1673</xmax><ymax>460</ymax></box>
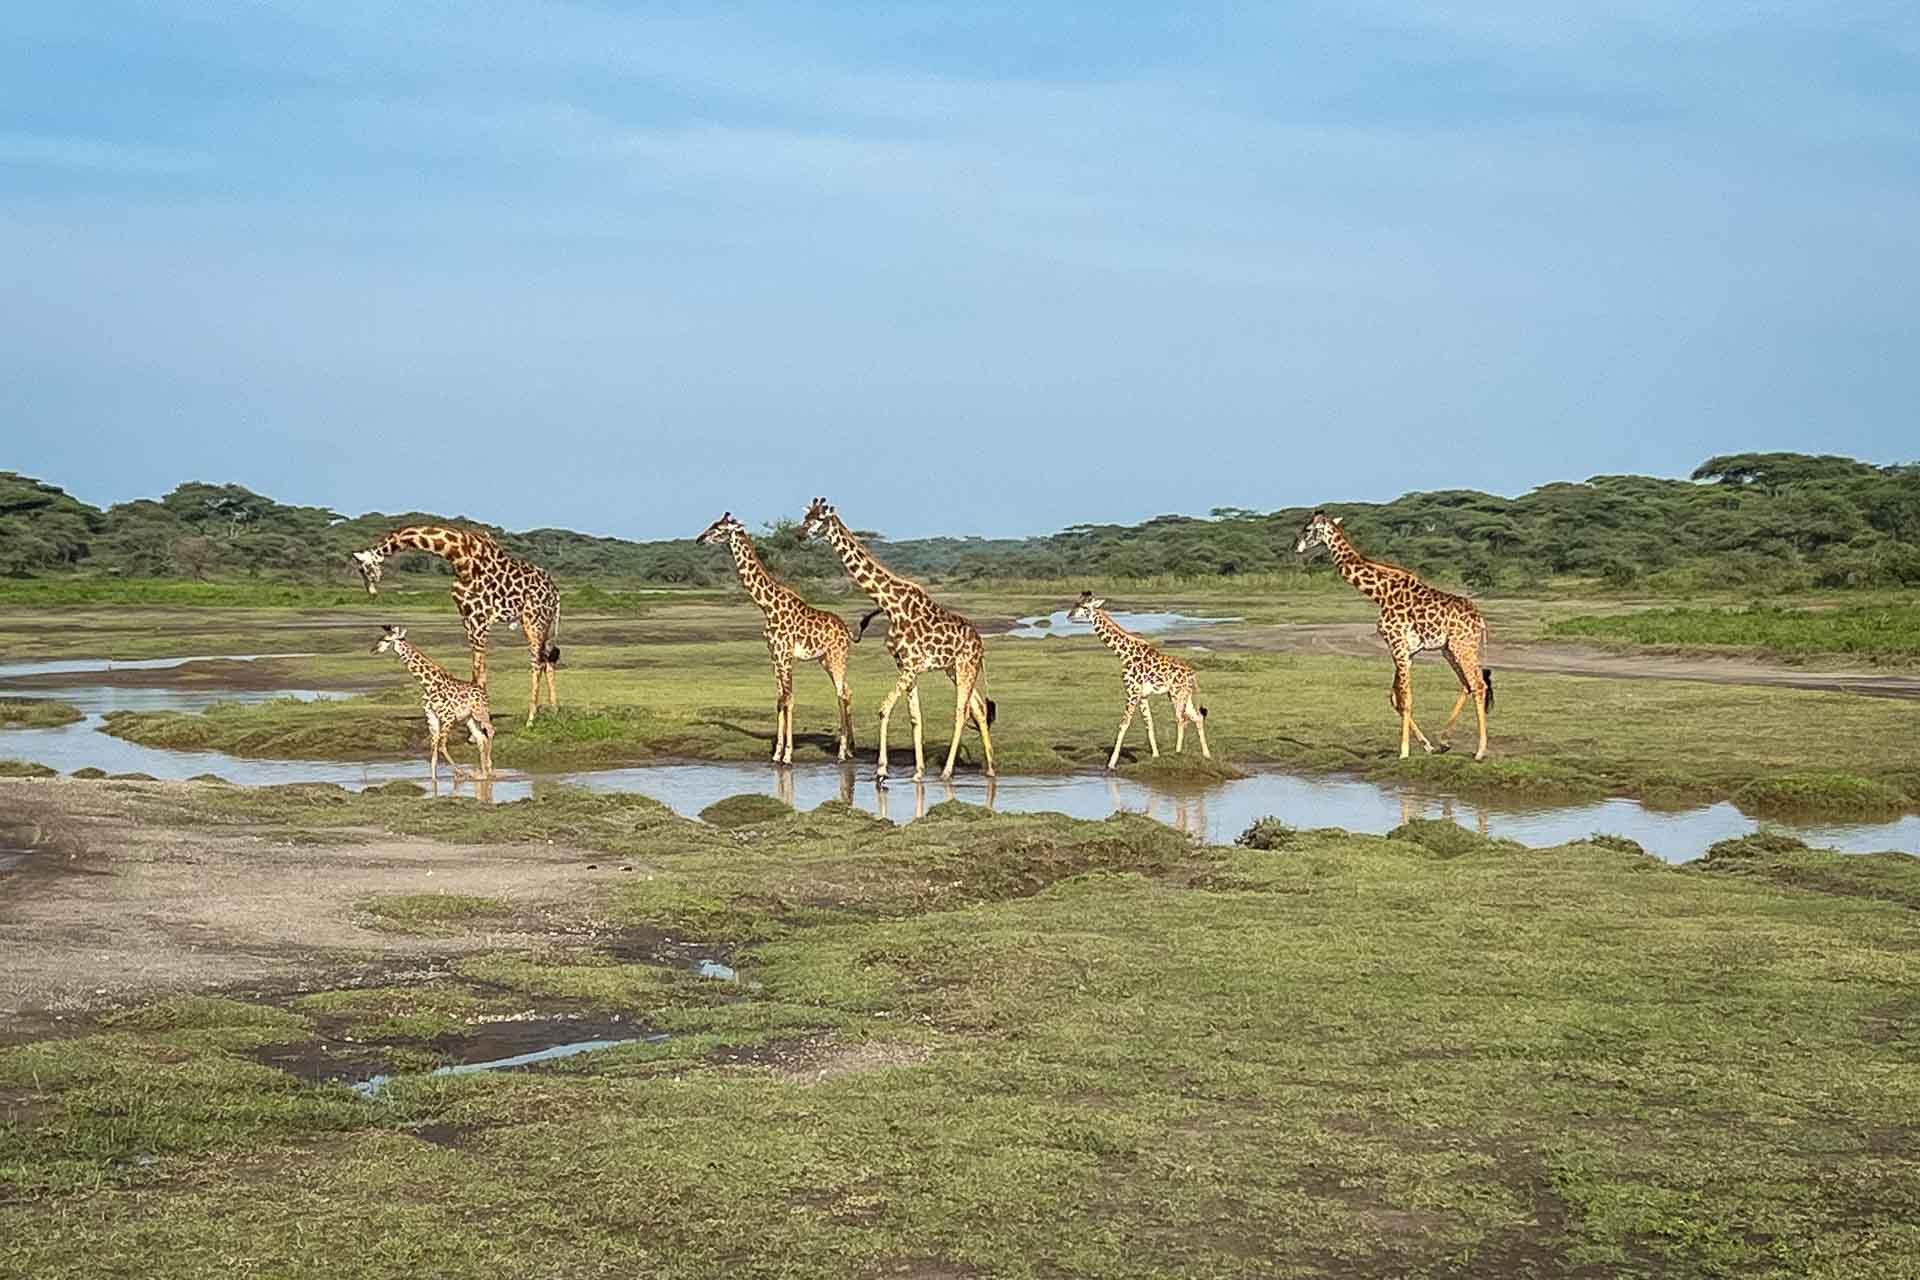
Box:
<box><xmin>696</xmin><ymin>512</ymin><xmax>856</xmax><ymax>765</ymax></box>
<box><xmin>799</xmin><ymin>497</ymin><xmax>995</xmax><ymax>784</ymax></box>
<box><xmin>1294</xmin><ymin>511</ymin><xmax>1492</xmax><ymax>760</ymax></box>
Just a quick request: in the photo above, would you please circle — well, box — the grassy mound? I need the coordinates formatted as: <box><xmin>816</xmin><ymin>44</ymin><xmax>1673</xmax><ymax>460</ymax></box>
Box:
<box><xmin>0</xmin><ymin>698</ymin><xmax>83</xmax><ymax>729</ymax></box>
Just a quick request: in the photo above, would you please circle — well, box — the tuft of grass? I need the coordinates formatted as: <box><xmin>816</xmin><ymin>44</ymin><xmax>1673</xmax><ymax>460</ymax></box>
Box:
<box><xmin>1732</xmin><ymin>770</ymin><xmax>1910</xmax><ymax>818</ymax></box>
<box><xmin>1586</xmin><ymin>832</ymin><xmax>1649</xmax><ymax>858</ymax></box>
<box><xmin>0</xmin><ymin>759</ymin><xmax>55</xmax><ymax>778</ymax></box>
<box><xmin>0</xmin><ymin>698</ymin><xmax>83</xmax><ymax>729</ymax></box>
<box><xmin>70</xmin><ymin>767</ymin><xmax>108</xmax><ymax>779</ymax></box>
<box><xmin>1386</xmin><ymin>817</ymin><xmax>1519</xmax><ymax>859</ymax></box>
<box><xmin>1234</xmin><ymin>817</ymin><xmax>1298</xmax><ymax>850</ymax></box>
<box><xmin>1696</xmin><ymin>833</ymin><xmax>1920</xmax><ymax>910</ymax></box>
<box><xmin>698</xmin><ymin>792</ymin><xmax>795</xmax><ymax>829</ymax></box>
<box><xmin>358</xmin><ymin>894</ymin><xmax>513</xmax><ymax>935</ymax></box>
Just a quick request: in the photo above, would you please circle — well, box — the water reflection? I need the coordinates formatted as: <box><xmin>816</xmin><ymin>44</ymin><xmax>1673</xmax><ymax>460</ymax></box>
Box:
<box><xmin>3</xmin><ymin>661</ymin><xmax>1916</xmax><ymax>864</ymax></box>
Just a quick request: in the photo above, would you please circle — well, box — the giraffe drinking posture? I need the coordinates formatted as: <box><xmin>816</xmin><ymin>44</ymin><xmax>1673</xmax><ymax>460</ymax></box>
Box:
<box><xmin>800</xmin><ymin>498</ymin><xmax>995</xmax><ymax>784</ymax></box>
<box><xmin>1294</xmin><ymin>511</ymin><xmax>1493</xmax><ymax>760</ymax></box>
<box><xmin>697</xmin><ymin>512</ymin><xmax>857</xmax><ymax>765</ymax></box>
<box><xmin>371</xmin><ymin>625</ymin><xmax>495</xmax><ymax>781</ymax></box>
<box><xmin>1068</xmin><ymin>592</ymin><xmax>1211</xmax><ymax>769</ymax></box>
<box><xmin>351</xmin><ymin>525</ymin><xmax>560</xmax><ymax>726</ymax></box>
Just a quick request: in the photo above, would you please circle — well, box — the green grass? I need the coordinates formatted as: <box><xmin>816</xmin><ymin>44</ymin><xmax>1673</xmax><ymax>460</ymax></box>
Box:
<box><xmin>1549</xmin><ymin>601</ymin><xmax>1920</xmax><ymax>662</ymax></box>
<box><xmin>4</xmin><ymin>785</ymin><xmax>1920</xmax><ymax>1276</ymax></box>
<box><xmin>0</xmin><ymin>698</ymin><xmax>84</xmax><ymax>729</ymax></box>
<box><xmin>0</xmin><ymin>759</ymin><xmax>55</xmax><ymax>778</ymax></box>
<box><xmin>358</xmin><ymin>893</ymin><xmax>514</xmax><ymax>935</ymax></box>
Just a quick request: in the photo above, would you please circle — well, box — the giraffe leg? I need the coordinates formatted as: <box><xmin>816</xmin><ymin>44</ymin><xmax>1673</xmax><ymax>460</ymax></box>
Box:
<box><xmin>462</xmin><ymin>608</ymin><xmax>493</xmax><ymax>690</ymax></box>
<box><xmin>940</xmin><ymin>671</ymin><xmax>977</xmax><ymax>781</ymax></box>
<box><xmin>824</xmin><ymin>647</ymin><xmax>854</xmax><ymax>761</ymax></box>
<box><xmin>772</xmin><ymin>658</ymin><xmax>794</xmax><ymax>765</ymax></box>
<box><xmin>1141</xmin><ymin>698</ymin><xmax>1160</xmax><ymax>758</ymax></box>
<box><xmin>1439</xmin><ymin>646</ymin><xmax>1476</xmax><ymax>749</ymax></box>
<box><xmin>1444</xmin><ymin>640</ymin><xmax>1490</xmax><ymax>761</ymax></box>
<box><xmin>1389</xmin><ymin>650</ymin><xmax>1431</xmax><ymax>758</ymax></box>
<box><xmin>967</xmin><ymin>690</ymin><xmax>996</xmax><ymax>778</ymax></box>
<box><xmin>1173</xmin><ymin>694</ymin><xmax>1186</xmax><ymax>755</ymax></box>
<box><xmin>1108</xmin><ymin>698</ymin><xmax>1139</xmax><ymax>771</ymax></box>
<box><xmin>424</xmin><ymin>711</ymin><xmax>443</xmax><ymax>781</ymax></box>
<box><xmin>908</xmin><ymin>684</ymin><xmax>926</xmax><ymax>781</ymax></box>
<box><xmin>875</xmin><ymin>671</ymin><xmax>916</xmax><ymax>785</ymax></box>
<box><xmin>469</xmin><ymin>714</ymin><xmax>494</xmax><ymax>779</ymax></box>
<box><xmin>525</xmin><ymin>640</ymin><xmax>543</xmax><ymax>728</ymax></box>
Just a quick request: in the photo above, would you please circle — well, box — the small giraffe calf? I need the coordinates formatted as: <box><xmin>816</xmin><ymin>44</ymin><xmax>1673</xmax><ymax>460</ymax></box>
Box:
<box><xmin>1068</xmin><ymin>592</ymin><xmax>1211</xmax><ymax>769</ymax></box>
<box><xmin>371</xmin><ymin>625</ymin><xmax>495</xmax><ymax>781</ymax></box>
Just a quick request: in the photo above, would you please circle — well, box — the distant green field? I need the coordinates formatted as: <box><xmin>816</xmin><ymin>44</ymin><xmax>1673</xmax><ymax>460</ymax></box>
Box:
<box><xmin>1549</xmin><ymin>602</ymin><xmax>1920</xmax><ymax>662</ymax></box>
<box><xmin>0</xmin><ymin>577</ymin><xmax>718</xmax><ymax>611</ymax></box>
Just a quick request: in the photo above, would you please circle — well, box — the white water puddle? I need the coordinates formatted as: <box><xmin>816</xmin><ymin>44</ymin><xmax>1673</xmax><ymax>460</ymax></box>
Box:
<box><xmin>1006</xmin><ymin>610</ymin><xmax>1241</xmax><ymax>639</ymax></box>
<box><xmin>350</xmin><ymin>1034</ymin><xmax>665</xmax><ymax>1099</ymax></box>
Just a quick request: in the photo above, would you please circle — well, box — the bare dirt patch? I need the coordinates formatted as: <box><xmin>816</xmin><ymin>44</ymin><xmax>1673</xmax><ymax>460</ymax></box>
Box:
<box><xmin>0</xmin><ymin>778</ymin><xmax>619</xmax><ymax>1020</ymax></box>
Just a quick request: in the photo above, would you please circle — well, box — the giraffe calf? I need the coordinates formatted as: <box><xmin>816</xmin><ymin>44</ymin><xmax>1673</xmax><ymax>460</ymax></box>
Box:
<box><xmin>371</xmin><ymin>625</ymin><xmax>495</xmax><ymax>781</ymax></box>
<box><xmin>1068</xmin><ymin>592</ymin><xmax>1211</xmax><ymax>769</ymax></box>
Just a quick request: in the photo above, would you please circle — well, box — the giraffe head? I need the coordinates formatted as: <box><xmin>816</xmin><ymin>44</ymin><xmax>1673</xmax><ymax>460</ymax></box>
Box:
<box><xmin>695</xmin><ymin>512</ymin><xmax>747</xmax><ymax>546</ymax></box>
<box><xmin>1066</xmin><ymin>591</ymin><xmax>1107</xmax><ymax>623</ymax></box>
<box><xmin>799</xmin><ymin>497</ymin><xmax>839</xmax><ymax>540</ymax></box>
<box><xmin>370</xmin><ymin>624</ymin><xmax>407</xmax><ymax>655</ymax></box>
<box><xmin>351</xmin><ymin>548</ymin><xmax>385</xmax><ymax>595</ymax></box>
<box><xmin>1293</xmin><ymin>510</ymin><xmax>1343</xmax><ymax>556</ymax></box>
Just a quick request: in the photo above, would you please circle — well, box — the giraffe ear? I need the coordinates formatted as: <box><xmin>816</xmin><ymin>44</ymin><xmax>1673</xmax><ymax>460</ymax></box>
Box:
<box><xmin>1333</xmin><ymin>516</ymin><xmax>1344</xmax><ymax>526</ymax></box>
<box><xmin>353</xmin><ymin>550</ymin><xmax>374</xmax><ymax>564</ymax></box>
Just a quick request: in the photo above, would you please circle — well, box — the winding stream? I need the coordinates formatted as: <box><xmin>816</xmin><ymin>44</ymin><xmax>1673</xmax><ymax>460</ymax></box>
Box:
<box><xmin>2</xmin><ymin>656</ymin><xmax>1915</xmax><ymax>863</ymax></box>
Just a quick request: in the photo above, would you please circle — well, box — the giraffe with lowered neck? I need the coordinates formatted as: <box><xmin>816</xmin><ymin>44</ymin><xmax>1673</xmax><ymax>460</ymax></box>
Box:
<box><xmin>370</xmin><ymin>625</ymin><xmax>495</xmax><ymax>781</ymax></box>
<box><xmin>351</xmin><ymin>525</ymin><xmax>560</xmax><ymax>727</ymax></box>
<box><xmin>697</xmin><ymin>512</ymin><xmax>857</xmax><ymax>765</ymax></box>
<box><xmin>799</xmin><ymin>497</ymin><xmax>995</xmax><ymax>784</ymax></box>
<box><xmin>1068</xmin><ymin>591</ymin><xmax>1211</xmax><ymax>769</ymax></box>
<box><xmin>1294</xmin><ymin>510</ymin><xmax>1493</xmax><ymax>760</ymax></box>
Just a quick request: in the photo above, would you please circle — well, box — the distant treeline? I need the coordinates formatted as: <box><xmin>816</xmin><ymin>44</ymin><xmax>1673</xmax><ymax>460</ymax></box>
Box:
<box><xmin>3</xmin><ymin>452</ymin><xmax>1917</xmax><ymax>593</ymax></box>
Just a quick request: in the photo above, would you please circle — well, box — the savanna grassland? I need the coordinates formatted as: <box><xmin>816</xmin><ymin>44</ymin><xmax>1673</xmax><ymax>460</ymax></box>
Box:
<box><xmin>4</xmin><ymin>450</ymin><xmax>1919</xmax><ymax>1277</ymax></box>
<box><xmin>2</xmin><ymin>778</ymin><xmax>1918</xmax><ymax>1279</ymax></box>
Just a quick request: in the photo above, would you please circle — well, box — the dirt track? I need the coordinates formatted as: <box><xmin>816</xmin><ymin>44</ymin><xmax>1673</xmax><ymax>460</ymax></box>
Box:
<box><xmin>1223</xmin><ymin>622</ymin><xmax>1920</xmax><ymax>700</ymax></box>
<box><xmin>0</xmin><ymin>779</ymin><xmax>623</xmax><ymax>1034</ymax></box>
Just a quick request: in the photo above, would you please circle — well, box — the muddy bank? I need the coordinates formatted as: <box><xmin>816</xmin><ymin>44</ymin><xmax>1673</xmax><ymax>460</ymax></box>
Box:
<box><xmin>1242</xmin><ymin>621</ymin><xmax>1920</xmax><ymax>700</ymax></box>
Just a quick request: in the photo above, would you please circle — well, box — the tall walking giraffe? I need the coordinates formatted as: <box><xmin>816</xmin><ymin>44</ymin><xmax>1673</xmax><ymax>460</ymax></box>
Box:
<box><xmin>799</xmin><ymin>498</ymin><xmax>995</xmax><ymax>784</ymax></box>
<box><xmin>351</xmin><ymin>525</ymin><xmax>560</xmax><ymax>726</ymax></box>
<box><xmin>1067</xmin><ymin>592</ymin><xmax>1211</xmax><ymax>769</ymax></box>
<box><xmin>697</xmin><ymin>512</ymin><xmax>857</xmax><ymax>765</ymax></box>
<box><xmin>1294</xmin><ymin>511</ymin><xmax>1492</xmax><ymax>759</ymax></box>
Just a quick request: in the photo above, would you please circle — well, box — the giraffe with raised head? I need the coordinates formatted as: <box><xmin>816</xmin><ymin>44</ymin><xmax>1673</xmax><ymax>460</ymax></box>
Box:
<box><xmin>799</xmin><ymin>498</ymin><xmax>995</xmax><ymax>784</ymax></box>
<box><xmin>351</xmin><ymin>525</ymin><xmax>560</xmax><ymax>726</ymax></box>
<box><xmin>1067</xmin><ymin>591</ymin><xmax>1211</xmax><ymax>769</ymax></box>
<box><xmin>697</xmin><ymin>512</ymin><xmax>857</xmax><ymax>765</ymax></box>
<box><xmin>1294</xmin><ymin>511</ymin><xmax>1493</xmax><ymax>760</ymax></box>
<box><xmin>370</xmin><ymin>625</ymin><xmax>495</xmax><ymax>781</ymax></box>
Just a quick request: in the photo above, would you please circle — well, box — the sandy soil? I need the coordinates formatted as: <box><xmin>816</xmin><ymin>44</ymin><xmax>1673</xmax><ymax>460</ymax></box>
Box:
<box><xmin>0</xmin><ymin>778</ymin><xmax>631</xmax><ymax>1034</ymax></box>
<box><xmin>1212</xmin><ymin>622</ymin><xmax>1920</xmax><ymax>700</ymax></box>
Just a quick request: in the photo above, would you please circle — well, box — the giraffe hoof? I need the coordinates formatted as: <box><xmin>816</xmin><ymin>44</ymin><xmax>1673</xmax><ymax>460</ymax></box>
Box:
<box><xmin>1474</xmin><ymin>750</ymin><xmax>1489</xmax><ymax>762</ymax></box>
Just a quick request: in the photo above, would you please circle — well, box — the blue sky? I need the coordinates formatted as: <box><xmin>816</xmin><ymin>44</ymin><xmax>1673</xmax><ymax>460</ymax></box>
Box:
<box><xmin>4</xmin><ymin>2</ymin><xmax>1916</xmax><ymax>539</ymax></box>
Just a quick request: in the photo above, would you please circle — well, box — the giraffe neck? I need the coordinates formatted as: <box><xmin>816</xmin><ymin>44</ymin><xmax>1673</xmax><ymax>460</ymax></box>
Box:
<box><xmin>376</xmin><ymin>525</ymin><xmax>490</xmax><ymax>571</ymax></box>
<box><xmin>391</xmin><ymin>638</ymin><xmax>451</xmax><ymax>688</ymax></box>
<box><xmin>1088</xmin><ymin>607</ymin><xmax>1149</xmax><ymax>659</ymax></box>
<box><xmin>725</xmin><ymin>530</ymin><xmax>786</xmax><ymax>613</ymax></box>
<box><xmin>1325</xmin><ymin>526</ymin><xmax>1402</xmax><ymax>607</ymax></box>
<box><xmin>822</xmin><ymin>517</ymin><xmax>924</xmax><ymax>612</ymax></box>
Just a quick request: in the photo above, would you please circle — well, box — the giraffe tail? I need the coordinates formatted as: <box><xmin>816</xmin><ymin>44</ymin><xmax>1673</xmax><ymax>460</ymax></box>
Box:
<box><xmin>1482</xmin><ymin>668</ymin><xmax>1494</xmax><ymax>713</ymax></box>
<box><xmin>985</xmin><ymin>698</ymin><xmax>997</xmax><ymax>727</ymax></box>
<box><xmin>1199</xmin><ymin>705</ymin><xmax>1209</xmax><ymax>719</ymax></box>
<box><xmin>854</xmin><ymin>607</ymin><xmax>886</xmax><ymax>641</ymax></box>
<box><xmin>543</xmin><ymin>602</ymin><xmax>562</xmax><ymax>667</ymax></box>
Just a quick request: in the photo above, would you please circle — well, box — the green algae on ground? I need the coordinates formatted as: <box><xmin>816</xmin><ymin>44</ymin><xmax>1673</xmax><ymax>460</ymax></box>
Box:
<box><xmin>0</xmin><ymin>698</ymin><xmax>83</xmax><ymax>729</ymax></box>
